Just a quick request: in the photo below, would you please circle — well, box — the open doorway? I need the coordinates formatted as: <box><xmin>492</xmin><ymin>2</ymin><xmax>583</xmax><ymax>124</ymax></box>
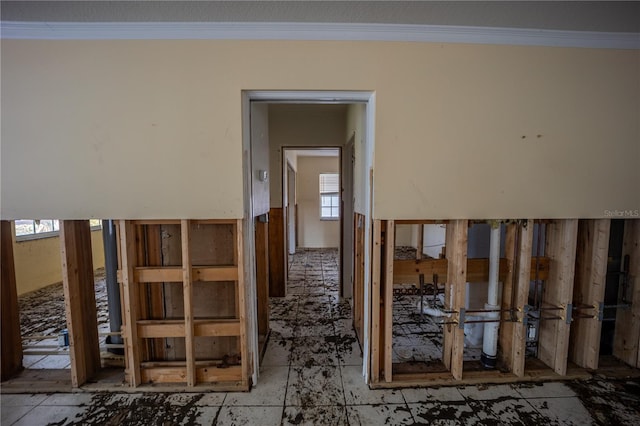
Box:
<box><xmin>242</xmin><ymin>91</ymin><xmax>375</xmax><ymax>386</ymax></box>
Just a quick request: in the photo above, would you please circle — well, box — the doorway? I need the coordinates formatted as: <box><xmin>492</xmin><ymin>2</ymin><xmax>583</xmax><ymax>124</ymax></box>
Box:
<box><xmin>242</xmin><ymin>91</ymin><xmax>375</xmax><ymax>385</ymax></box>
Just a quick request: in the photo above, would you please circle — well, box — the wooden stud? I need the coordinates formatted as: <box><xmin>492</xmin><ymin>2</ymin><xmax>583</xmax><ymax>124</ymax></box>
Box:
<box><xmin>236</xmin><ymin>219</ymin><xmax>249</xmax><ymax>386</ymax></box>
<box><xmin>255</xmin><ymin>218</ymin><xmax>270</xmax><ymax>337</ymax></box>
<box><xmin>181</xmin><ymin>219</ymin><xmax>196</xmax><ymax>387</ymax></box>
<box><xmin>146</xmin><ymin>224</ymin><xmax>166</xmax><ymax>360</ymax></box>
<box><xmin>268</xmin><ymin>208</ymin><xmax>286</xmax><ymax>297</ymax></box>
<box><xmin>498</xmin><ymin>223</ymin><xmax>517</xmax><ymax>371</ymax></box>
<box><xmin>443</xmin><ymin>220</ymin><xmax>467</xmax><ymax>380</ymax></box>
<box><xmin>353</xmin><ymin>213</ymin><xmax>365</xmax><ymax>342</ymax></box>
<box><xmin>498</xmin><ymin>220</ymin><xmax>533</xmax><ymax>376</ymax></box>
<box><xmin>1</xmin><ymin>221</ymin><xmax>23</xmax><ymax>381</ymax></box>
<box><xmin>538</xmin><ymin>219</ymin><xmax>578</xmax><ymax>376</ymax></box>
<box><xmin>384</xmin><ymin>220</ymin><xmax>395</xmax><ymax>383</ymax></box>
<box><xmin>60</xmin><ymin>220</ymin><xmax>101</xmax><ymax>388</ymax></box>
<box><xmin>613</xmin><ymin>219</ymin><xmax>640</xmax><ymax>367</ymax></box>
<box><xmin>119</xmin><ymin>220</ymin><xmax>142</xmax><ymax>386</ymax></box>
<box><xmin>371</xmin><ymin>219</ymin><xmax>382</xmax><ymax>383</ymax></box>
<box><xmin>570</xmin><ymin>219</ymin><xmax>610</xmax><ymax>370</ymax></box>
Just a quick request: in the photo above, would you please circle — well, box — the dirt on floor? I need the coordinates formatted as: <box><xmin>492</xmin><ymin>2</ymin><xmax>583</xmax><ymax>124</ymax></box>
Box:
<box><xmin>18</xmin><ymin>268</ymin><xmax>110</xmax><ymax>339</ymax></box>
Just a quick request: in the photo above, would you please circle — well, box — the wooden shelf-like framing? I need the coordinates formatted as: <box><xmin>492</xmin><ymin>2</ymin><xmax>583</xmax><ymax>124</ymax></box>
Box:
<box><xmin>118</xmin><ymin>219</ymin><xmax>248</xmax><ymax>389</ymax></box>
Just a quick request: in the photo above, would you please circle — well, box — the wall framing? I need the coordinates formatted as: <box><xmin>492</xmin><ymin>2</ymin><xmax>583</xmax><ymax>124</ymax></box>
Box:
<box><xmin>369</xmin><ymin>219</ymin><xmax>640</xmax><ymax>389</ymax></box>
<box><xmin>118</xmin><ymin>219</ymin><xmax>249</xmax><ymax>390</ymax></box>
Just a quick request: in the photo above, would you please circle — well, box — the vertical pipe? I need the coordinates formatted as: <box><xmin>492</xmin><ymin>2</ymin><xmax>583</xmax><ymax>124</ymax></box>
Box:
<box><xmin>102</xmin><ymin>220</ymin><xmax>123</xmax><ymax>351</ymax></box>
<box><xmin>482</xmin><ymin>222</ymin><xmax>501</xmax><ymax>368</ymax></box>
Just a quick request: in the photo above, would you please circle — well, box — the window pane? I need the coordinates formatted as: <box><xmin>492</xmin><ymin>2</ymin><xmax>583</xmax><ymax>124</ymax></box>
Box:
<box><xmin>89</xmin><ymin>219</ymin><xmax>102</xmax><ymax>228</ymax></box>
<box><xmin>15</xmin><ymin>220</ymin><xmax>35</xmax><ymax>236</ymax></box>
<box><xmin>321</xmin><ymin>207</ymin><xmax>332</xmax><ymax>217</ymax></box>
<box><xmin>36</xmin><ymin>220</ymin><xmax>55</xmax><ymax>233</ymax></box>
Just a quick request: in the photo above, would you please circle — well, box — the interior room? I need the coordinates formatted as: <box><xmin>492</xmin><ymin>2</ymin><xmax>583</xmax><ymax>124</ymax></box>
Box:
<box><xmin>1</xmin><ymin>1</ymin><xmax>639</xmax><ymax>425</ymax></box>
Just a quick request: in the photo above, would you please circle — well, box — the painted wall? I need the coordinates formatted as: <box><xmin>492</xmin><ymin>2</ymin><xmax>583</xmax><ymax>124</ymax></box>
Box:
<box><xmin>2</xmin><ymin>40</ymin><xmax>638</xmax><ymax>220</ymax></box>
<box><xmin>297</xmin><ymin>156</ymin><xmax>340</xmax><ymax>248</ymax></box>
<box><xmin>346</xmin><ymin>103</ymin><xmax>367</xmax><ymax>215</ymax></box>
<box><xmin>12</xmin><ymin>226</ymin><xmax>106</xmax><ymax>295</ymax></box>
<box><xmin>269</xmin><ymin>104</ymin><xmax>348</xmax><ymax>208</ymax></box>
<box><xmin>250</xmin><ymin>103</ymin><xmax>270</xmax><ymax>217</ymax></box>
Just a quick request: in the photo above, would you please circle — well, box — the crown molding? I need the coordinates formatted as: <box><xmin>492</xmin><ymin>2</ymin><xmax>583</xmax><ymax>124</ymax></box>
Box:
<box><xmin>1</xmin><ymin>21</ymin><xmax>638</xmax><ymax>49</ymax></box>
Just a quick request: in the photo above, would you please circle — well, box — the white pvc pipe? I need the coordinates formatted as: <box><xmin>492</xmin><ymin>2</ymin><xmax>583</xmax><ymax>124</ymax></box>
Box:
<box><xmin>482</xmin><ymin>223</ymin><xmax>501</xmax><ymax>368</ymax></box>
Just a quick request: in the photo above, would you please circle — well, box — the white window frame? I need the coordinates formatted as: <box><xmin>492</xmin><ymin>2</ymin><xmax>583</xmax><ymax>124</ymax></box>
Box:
<box><xmin>319</xmin><ymin>173</ymin><xmax>340</xmax><ymax>220</ymax></box>
<box><xmin>14</xmin><ymin>219</ymin><xmax>102</xmax><ymax>242</ymax></box>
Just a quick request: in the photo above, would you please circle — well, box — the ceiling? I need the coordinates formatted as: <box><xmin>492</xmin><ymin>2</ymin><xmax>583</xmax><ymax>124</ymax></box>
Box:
<box><xmin>1</xmin><ymin>1</ymin><xmax>638</xmax><ymax>33</ymax></box>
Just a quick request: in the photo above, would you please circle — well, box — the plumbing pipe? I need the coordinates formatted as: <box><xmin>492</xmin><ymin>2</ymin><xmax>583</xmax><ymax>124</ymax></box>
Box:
<box><xmin>481</xmin><ymin>222</ymin><xmax>501</xmax><ymax>368</ymax></box>
<box><xmin>102</xmin><ymin>220</ymin><xmax>124</xmax><ymax>354</ymax></box>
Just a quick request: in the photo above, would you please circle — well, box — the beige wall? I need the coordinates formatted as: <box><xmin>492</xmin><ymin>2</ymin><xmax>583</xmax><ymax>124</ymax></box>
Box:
<box><xmin>346</xmin><ymin>103</ymin><xmax>368</xmax><ymax>215</ymax></box>
<box><xmin>250</xmin><ymin>103</ymin><xmax>270</xmax><ymax>217</ymax></box>
<box><xmin>2</xmin><ymin>40</ymin><xmax>638</xmax><ymax>220</ymax></box>
<box><xmin>297</xmin><ymin>156</ymin><xmax>340</xmax><ymax>248</ymax></box>
<box><xmin>12</xmin><ymin>225</ymin><xmax>106</xmax><ymax>295</ymax></box>
<box><xmin>269</xmin><ymin>104</ymin><xmax>348</xmax><ymax>208</ymax></box>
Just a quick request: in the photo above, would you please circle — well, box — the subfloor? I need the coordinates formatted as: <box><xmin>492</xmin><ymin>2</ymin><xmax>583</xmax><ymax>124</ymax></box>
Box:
<box><xmin>2</xmin><ymin>249</ymin><xmax>640</xmax><ymax>425</ymax></box>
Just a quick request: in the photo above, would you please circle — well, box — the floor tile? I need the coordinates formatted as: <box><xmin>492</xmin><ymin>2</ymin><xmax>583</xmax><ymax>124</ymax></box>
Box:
<box><xmin>29</xmin><ymin>354</ymin><xmax>71</xmax><ymax>369</ymax></box>
<box><xmin>297</xmin><ymin>323</ymin><xmax>335</xmax><ymax>337</ymax></box>
<box><xmin>195</xmin><ymin>393</ymin><xmax>227</xmax><ymax>406</ymax></box>
<box><xmin>1</xmin><ymin>393</ymin><xmax>49</xmax><ymax>407</ymax></box>
<box><xmin>458</xmin><ymin>383</ymin><xmax>518</xmax><ymax>400</ymax></box>
<box><xmin>527</xmin><ymin>397</ymin><xmax>596</xmax><ymax>425</ymax></box>
<box><xmin>215</xmin><ymin>405</ymin><xmax>283</xmax><ymax>426</ymax></box>
<box><xmin>191</xmin><ymin>406</ymin><xmax>222</xmax><ymax>425</ymax></box>
<box><xmin>514</xmin><ymin>381</ymin><xmax>577</xmax><ymax>399</ymax></box>
<box><xmin>289</xmin><ymin>336</ymin><xmax>339</xmax><ymax>367</ymax></box>
<box><xmin>40</xmin><ymin>392</ymin><xmax>94</xmax><ymax>406</ymax></box>
<box><xmin>286</xmin><ymin>366</ymin><xmax>344</xmax><ymax>407</ymax></box>
<box><xmin>468</xmin><ymin>398</ymin><xmax>546</xmax><ymax>425</ymax></box>
<box><xmin>1</xmin><ymin>405</ymin><xmax>34</xmax><ymax>426</ymax></box>
<box><xmin>225</xmin><ymin>366</ymin><xmax>288</xmax><ymax>406</ymax></box>
<box><xmin>347</xmin><ymin>404</ymin><xmax>414</xmax><ymax>426</ymax></box>
<box><xmin>335</xmin><ymin>336</ymin><xmax>362</xmax><ymax>366</ymax></box>
<box><xmin>400</xmin><ymin>386</ymin><xmax>466</xmax><ymax>403</ymax></box>
<box><xmin>262</xmin><ymin>336</ymin><xmax>292</xmax><ymax>367</ymax></box>
<box><xmin>408</xmin><ymin>401</ymin><xmax>480</xmax><ymax>425</ymax></box>
<box><xmin>342</xmin><ymin>365</ymin><xmax>404</xmax><ymax>405</ymax></box>
<box><xmin>21</xmin><ymin>355</ymin><xmax>46</xmax><ymax>368</ymax></box>
<box><xmin>283</xmin><ymin>405</ymin><xmax>348</xmax><ymax>426</ymax></box>
<box><xmin>270</xmin><ymin>320</ymin><xmax>298</xmax><ymax>338</ymax></box>
<box><xmin>11</xmin><ymin>405</ymin><xmax>86</xmax><ymax>426</ymax></box>
<box><xmin>425</xmin><ymin>386</ymin><xmax>466</xmax><ymax>402</ymax></box>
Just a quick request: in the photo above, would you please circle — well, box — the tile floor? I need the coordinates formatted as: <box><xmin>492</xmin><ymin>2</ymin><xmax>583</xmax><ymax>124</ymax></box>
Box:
<box><xmin>2</xmin><ymin>248</ymin><xmax>640</xmax><ymax>425</ymax></box>
<box><xmin>18</xmin><ymin>268</ymin><xmax>112</xmax><ymax>371</ymax></box>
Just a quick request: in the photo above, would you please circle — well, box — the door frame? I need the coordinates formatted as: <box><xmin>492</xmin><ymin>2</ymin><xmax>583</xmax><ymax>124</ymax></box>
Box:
<box><xmin>242</xmin><ymin>90</ymin><xmax>376</xmax><ymax>384</ymax></box>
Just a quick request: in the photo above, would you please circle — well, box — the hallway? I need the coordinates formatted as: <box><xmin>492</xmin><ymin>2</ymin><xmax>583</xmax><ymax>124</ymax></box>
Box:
<box><xmin>2</xmin><ymin>249</ymin><xmax>640</xmax><ymax>425</ymax></box>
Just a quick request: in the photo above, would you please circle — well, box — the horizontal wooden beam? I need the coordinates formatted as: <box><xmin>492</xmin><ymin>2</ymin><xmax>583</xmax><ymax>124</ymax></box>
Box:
<box><xmin>137</xmin><ymin>320</ymin><xmax>241</xmax><ymax>338</ymax></box>
<box><xmin>121</xmin><ymin>266</ymin><xmax>239</xmax><ymax>283</ymax></box>
<box><xmin>393</xmin><ymin>257</ymin><xmax>549</xmax><ymax>284</ymax></box>
<box><xmin>130</xmin><ymin>220</ymin><xmax>181</xmax><ymax>225</ymax></box>
<box><xmin>193</xmin><ymin>266</ymin><xmax>238</xmax><ymax>282</ymax></box>
<box><xmin>195</xmin><ymin>320</ymin><xmax>241</xmax><ymax>337</ymax></box>
<box><xmin>394</xmin><ymin>220</ymin><xmax>449</xmax><ymax>225</ymax></box>
<box><xmin>140</xmin><ymin>365</ymin><xmax>242</xmax><ymax>384</ymax></box>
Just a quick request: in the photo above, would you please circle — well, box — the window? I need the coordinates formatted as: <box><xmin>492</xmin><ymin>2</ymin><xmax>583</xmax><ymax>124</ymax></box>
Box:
<box><xmin>15</xmin><ymin>219</ymin><xmax>102</xmax><ymax>241</ymax></box>
<box><xmin>319</xmin><ymin>173</ymin><xmax>340</xmax><ymax>220</ymax></box>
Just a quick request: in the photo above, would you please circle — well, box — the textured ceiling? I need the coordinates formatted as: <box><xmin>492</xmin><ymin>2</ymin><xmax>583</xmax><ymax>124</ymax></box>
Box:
<box><xmin>1</xmin><ymin>1</ymin><xmax>639</xmax><ymax>33</ymax></box>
